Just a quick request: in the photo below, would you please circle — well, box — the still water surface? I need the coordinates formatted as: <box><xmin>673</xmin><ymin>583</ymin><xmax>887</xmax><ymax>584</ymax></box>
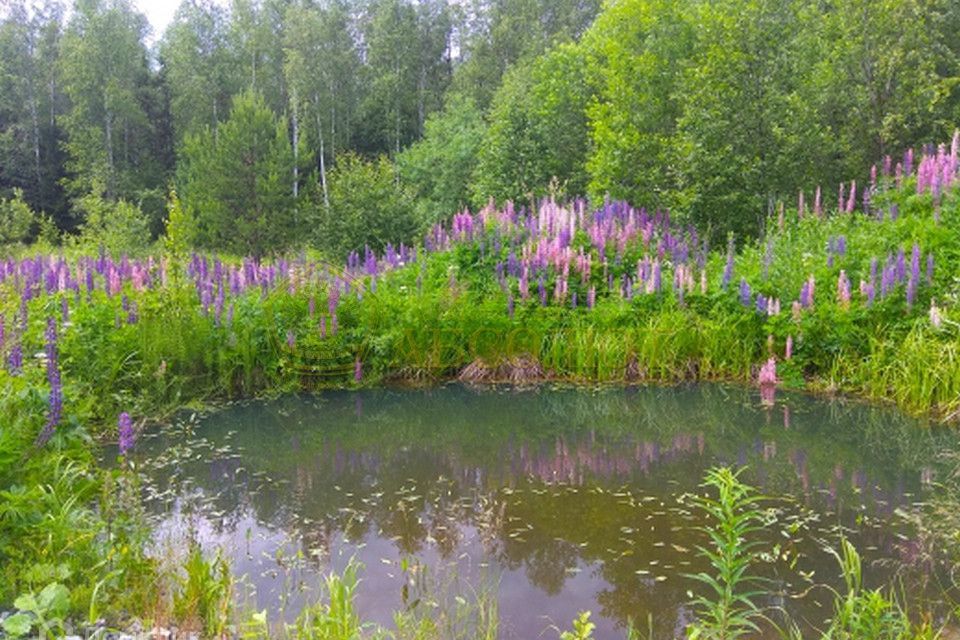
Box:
<box><xmin>129</xmin><ymin>384</ymin><xmax>955</xmax><ymax>638</ymax></box>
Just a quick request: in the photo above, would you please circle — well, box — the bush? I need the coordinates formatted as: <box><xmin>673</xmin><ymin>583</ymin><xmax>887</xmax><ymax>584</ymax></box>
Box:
<box><xmin>71</xmin><ymin>186</ymin><xmax>152</xmax><ymax>255</ymax></box>
<box><xmin>0</xmin><ymin>189</ymin><xmax>35</xmax><ymax>245</ymax></box>
<box><xmin>314</xmin><ymin>152</ymin><xmax>419</xmax><ymax>258</ymax></box>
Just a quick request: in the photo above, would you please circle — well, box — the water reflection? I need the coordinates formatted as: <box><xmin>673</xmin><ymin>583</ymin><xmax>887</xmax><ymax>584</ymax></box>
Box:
<box><xmin>130</xmin><ymin>384</ymin><xmax>954</xmax><ymax>638</ymax></box>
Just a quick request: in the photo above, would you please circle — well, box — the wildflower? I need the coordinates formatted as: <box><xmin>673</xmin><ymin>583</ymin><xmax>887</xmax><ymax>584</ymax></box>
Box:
<box><xmin>118</xmin><ymin>412</ymin><xmax>134</xmax><ymax>455</ymax></box>
<box><xmin>507</xmin><ymin>292</ymin><xmax>515</xmax><ymax>317</ymax></box>
<box><xmin>927</xmin><ymin>254</ymin><xmax>935</xmax><ymax>285</ymax></box>
<box><xmin>739</xmin><ymin>278</ymin><xmax>752</xmax><ymax>307</ymax></box>
<box><xmin>758</xmin><ymin>357</ymin><xmax>778</xmax><ymax>405</ymax></box>
<box><xmin>354</xmin><ymin>357</ymin><xmax>363</xmax><ymax>382</ymax></box>
<box><xmin>845</xmin><ymin>181</ymin><xmax>856</xmax><ymax>213</ymax></box>
<box><xmin>36</xmin><ymin>317</ymin><xmax>61</xmax><ymax>447</ymax></box>
<box><xmin>837</xmin><ymin>271</ymin><xmax>851</xmax><ymax>308</ymax></box>
<box><xmin>929</xmin><ymin>299</ymin><xmax>943</xmax><ymax>329</ymax></box>
<box><xmin>722</xmin><ymin>237</ymin><xmax>735</xmax><ymax>289</ymax></box>
<box><xmin>756</xmin><ymin>293</ymin><xmax>767</xmax><ymax>315</ymax></box>
<box><xmin>785</xmin><ymin>335</ymin><xmax>793</xmax><ymax>360</ymax></box>
<box><xmin>286</xmin><ymin>330</ymin><xmax>296</xmax><ymax>350</ymax></box>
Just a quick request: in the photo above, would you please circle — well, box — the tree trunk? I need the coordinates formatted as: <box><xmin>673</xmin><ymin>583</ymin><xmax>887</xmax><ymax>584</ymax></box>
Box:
<box><xmin>316</xmin><ymin>108</ymin><xmax>329</xmax><ymax>208</ymax></box>
<box><xmin>291</xmin><ymin>89</ymin><xmax>300</xmax><ymax>198</ymax></box>
<box><xmin>104</xmin><ymin>108</ymin><xmax>115</xmax><ymax>197</ymax></box>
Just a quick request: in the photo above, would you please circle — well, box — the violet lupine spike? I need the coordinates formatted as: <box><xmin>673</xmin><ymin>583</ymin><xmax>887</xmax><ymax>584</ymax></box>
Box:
<box><xmin>118</xmin><ymin>412</ymin><xmax>135</xmax><ymax>455</ymax></box>
<box><xmin>722</xmin><ymin>236</ymin><xmax>735</xmax><ymax>289</ymax></box>
<box><xmin>286</xmin><ymin>330</ymin><xmax>296</xmax><ymax>350</ymax></box>
<box><xmin>7</xmin><ymin>343</ymin><xmax>22</xmax><ymax>375</ymax></box>
<box><xmin>354</xmin><ymin>357</ymin><xmax>363</xmax><ymax>382</ymax></box>
<box><xmin>36</xmin><ymin>317</ymin><xmax>61</xmax><ymax>447</ymax></box>
<box><xmin>739</xmin><ymin>278</ymin><xmax>752</xmax><ymax>307</ymax></box>
<box><xmin>755</xmin><ymin>293</ymin><xmax>767</xmax><ymax>315</ymax></box>
<box><xmin>785</xmin><ymin>335</ymin><xmax>793</xmax><ymax>360</ymax></box>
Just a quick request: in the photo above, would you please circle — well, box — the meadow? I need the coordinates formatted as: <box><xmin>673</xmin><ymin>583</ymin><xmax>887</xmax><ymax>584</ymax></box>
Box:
<box><xmin>1</xmin><ymin>135</ymin><xmax>960</xmax><ymax>637</ymax></box>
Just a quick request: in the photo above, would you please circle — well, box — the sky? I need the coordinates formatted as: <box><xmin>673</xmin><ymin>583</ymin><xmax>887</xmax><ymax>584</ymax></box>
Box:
<box><xmin>135</xmin><ymin>0</ymin><xmax>181</xmax><ymax>40</ymax></box>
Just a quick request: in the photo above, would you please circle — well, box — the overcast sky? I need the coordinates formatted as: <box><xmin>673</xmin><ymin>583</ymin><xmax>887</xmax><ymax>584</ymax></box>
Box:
<box><xmin>135</xmin><ymin>0</ymin><xmax>180</xmax><ymax>41</ymax></box>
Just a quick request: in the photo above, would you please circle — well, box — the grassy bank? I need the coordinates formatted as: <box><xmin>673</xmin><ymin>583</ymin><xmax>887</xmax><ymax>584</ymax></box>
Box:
<box><xmin>1</xmin><ymin>138</ymin><xmax>960</xmax><ymax>633</ymax></box>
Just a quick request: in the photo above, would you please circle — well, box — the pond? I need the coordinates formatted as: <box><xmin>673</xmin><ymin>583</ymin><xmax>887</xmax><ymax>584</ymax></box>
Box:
<box><xmin>126</xmin><ymin>384</ymin><xmax>956</xmax><ymax>638</ymax></box>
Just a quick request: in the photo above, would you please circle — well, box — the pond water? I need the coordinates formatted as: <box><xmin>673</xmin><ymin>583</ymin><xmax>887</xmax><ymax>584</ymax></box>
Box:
<box><xmin>127</xmin><ymin>384</ymin><xmax>957</xmax><ymax>638</ymax></box>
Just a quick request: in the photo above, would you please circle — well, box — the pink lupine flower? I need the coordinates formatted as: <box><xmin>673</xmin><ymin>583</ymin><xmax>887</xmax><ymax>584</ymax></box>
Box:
<box><xmin>758</xmin><ymin>357</ymin><xmax>778</xmax><ymax>405</ymax></box>
<box><xmin>837</xmin><ymin>270</ymin><xmax>851</xmax><ymax>308</ymax></box>
<box><xmin>930</xmin><ymin>300</ymin><xmax>943</xmax><ymax>329</ymax></box>
<box><xmin>785</xmin><ymin>335</ymin><xmax>793</xmax><ymax>360</ymax></box>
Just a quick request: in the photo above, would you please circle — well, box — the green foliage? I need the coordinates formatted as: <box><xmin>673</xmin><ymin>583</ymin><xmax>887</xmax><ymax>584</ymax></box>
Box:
<box><xmin>163</xmin><ymin>188</ymin><xmax>196</xmax><ymax>256</ymax></box>
<box><xmin>173</xmin><ymin>544</ymin><xmax>233</xmax><ymax>638</ymax></box>
<box><xmin>58</xmin><ymin>0</ymin><xmax>166</xmax><ymax>206</ymax></box>
<box><xmin>292</xmin><ymin>560</ymin><xmax>367</xmax><ymax>640</ymax></box>
<box><xmin>822</xmin><ymin>539</ymin><xmax>927</xmax><ymax>640</ymax></box>
<box><xmin>471</xmin><ymin>44</ymin><xmax>594</xmax><ymax>206</ymax></box>
<box><xmin>1</xmin><ymin>582</ymin><xmax>71</xmax><ymax>638</ymax></box>
<box><xmin>582</xmin><ymin>0</ymin><xmax>693</xmax><ymax>211</ymax></box>
<box><xmin>686</xmin><ymin>467</ymin><xmax>765</xmax><ymax>640</ymax></box>
<box><xmin>315</xmin><ymin>152</ymin><xmax>419</xmax><ymax>258</ymax></box>
<box><xmin>180</xmin><ymin>89</ymin><xmax>296</xmax><ymax>257</ymax></box>
<box><xmin>0</xmin><ymin>188</ymin><xmax>34</xmax><ymax>245</ymax></box>
<box><xmin>398</xmin><ymin>94</ymin><xmax>486</xmax><ymax>225</ymax></box>
<box><xmin>559</xmin><ymin>611</ymin><xmax>596</xmax><ymax>640</ymax></box>
<box><xmin>71</xmin><ymin>185</ymin><xmax>151</xmax><ymax>254</ymax></box>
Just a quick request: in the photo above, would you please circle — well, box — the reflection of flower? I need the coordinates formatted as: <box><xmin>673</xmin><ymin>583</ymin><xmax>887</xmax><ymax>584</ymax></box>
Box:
<box><xmin>758</xmin><ymin>357</ymin><xmax>777</xmax><ymax>405</ymax></box>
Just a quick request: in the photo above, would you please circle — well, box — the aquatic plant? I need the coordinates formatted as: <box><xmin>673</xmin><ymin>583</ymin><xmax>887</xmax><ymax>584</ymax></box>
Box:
<box><xmin>686</xmin><ymin>467</ymin><xmax>766</xmax><ymax>640</ymax></box>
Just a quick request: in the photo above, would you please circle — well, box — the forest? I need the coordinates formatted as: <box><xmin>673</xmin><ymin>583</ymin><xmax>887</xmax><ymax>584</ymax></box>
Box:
<box><xmin>1</xmin><ymin>0</ymin><xmax>958</xmax><ymax>256</ymax></box>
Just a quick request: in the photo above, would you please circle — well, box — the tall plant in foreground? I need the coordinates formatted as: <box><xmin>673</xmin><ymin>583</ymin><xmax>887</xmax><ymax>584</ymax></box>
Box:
<box><xmin>686</xmin><ymin>467</ymin><xmax>766</xmax><ymax>639</ymax></box>
<box><xmin>823</xmin><ymin>538</ymin><xmax>932</xmax><ymax>640</ymax></box>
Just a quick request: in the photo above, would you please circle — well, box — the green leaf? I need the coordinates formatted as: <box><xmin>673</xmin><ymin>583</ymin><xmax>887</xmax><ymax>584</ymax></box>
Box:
<box><xmin>2</xmin><ymin>613</ymin><xmax>34</xmax><ymax>637</ymax></box>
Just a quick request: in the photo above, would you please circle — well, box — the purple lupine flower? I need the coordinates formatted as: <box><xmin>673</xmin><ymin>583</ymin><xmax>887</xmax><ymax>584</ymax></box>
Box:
<box><xmin>286</xmin><ymin>330</ymin><xmax>296</xmax><ymax>350</ymax></box>
<box><xmin>320</xmin><ymin>315</ymin><xmax>327</xmax><ymax>339</ymax></box>
<box><xmin>507</xmin><ymin>292</ymin><xmax>515</xmax><ymax>317</ymax></box>
<box><xmin>906</xmin><ymin>276</ymin><xmax>917</xmax><ymax>308</ymax></box>
<box><xmin>722</xmin><ymin>237</ymin><xmax>735</xmax><ymax>289</ymax></box>
<box><xmin>61</xmin><ymin>297</ymin><xmax>69</xmax><ymax>323</ymax></box>
<box><xmin>739</xmin><ymin>278</ymin><xmax>752</xmax><ymax>307</ymax></box>
<box><xmin>118</xmin><ymin>412</ymin><xmax>134</xmax><ymax>455</ymax></box>
<box><xmin>354</xmin><ymin>357</ymin><xmax>363</xmax><ymax>382</ymax></box>
<box><xmin>927</xmin><ymin>254</ymin><xmax>934</xmax><ymax>285</ymax></box>
<box><xmin>785</xmin><ymin>335</ymin><xmax>793</xmax><ymax>360</ymax></box>
<box><xmin>755</xmin><ymin>293</ymin><xmax>767</xmax><ymax>314</ymax></box>
<box><xmin>762</xmin><ymin>239</ymin><xmax>773</xmax><ymax>280</ymax></box>
<box><xmin>911</xmin><ymin>244</ymin><xmax>921</xmax><ymax>282</ymax></box>
<box><xmin>36</xmin><ymin>317</ymin><xmax>61</xmax><ymax>446</ymax></box>
<box><xmin>8</xmin><ymin>343</ymin><xmax>22</xmax><ymax>375</ymax></box>
<box><xmin>652</xmin><ymin>260</ymin><xmax>662</xmax><ymax>293</ymax></box>
<box><xmin>587</xmin><ymin>286</ymin><xmax>596</xmax><ymax>309</ymax></box>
